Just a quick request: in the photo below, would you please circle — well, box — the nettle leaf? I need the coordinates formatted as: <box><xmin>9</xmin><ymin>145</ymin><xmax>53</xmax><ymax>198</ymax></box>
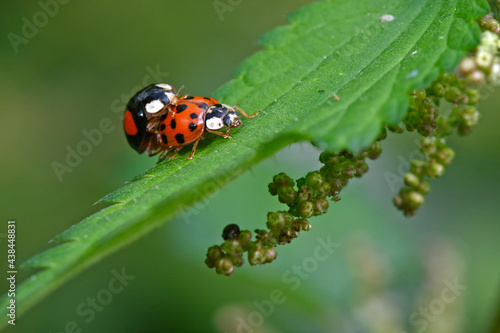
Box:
<box><xmin>0</xmin><ymin>0</ymin><xmax>489</xmax><ymax>326</ymax></box>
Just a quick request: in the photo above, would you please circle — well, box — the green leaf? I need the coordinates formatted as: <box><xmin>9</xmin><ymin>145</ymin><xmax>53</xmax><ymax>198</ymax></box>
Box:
<box><xmin>0</xmin><ymin>0</ymin><xmax>488</xmax><ymax>327</ymax></box>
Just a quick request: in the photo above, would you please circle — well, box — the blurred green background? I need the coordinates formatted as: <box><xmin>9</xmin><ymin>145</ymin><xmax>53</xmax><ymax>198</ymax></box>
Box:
<box><xmin>1</xmin><ymin>1</ymin><xmax>499</xmax><ymax>332</ymax></box>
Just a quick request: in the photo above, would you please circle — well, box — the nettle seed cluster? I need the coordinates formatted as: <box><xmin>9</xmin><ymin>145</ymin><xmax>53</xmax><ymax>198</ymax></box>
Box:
<box><xmin>205</xmin><ymin>14</ymin><xmax>499</xmax><ymax>275</ymax></box>
<box><xmin>393</xmin><ymin>21</ymin><xmax>500</xmax><ymax>216</ymax></box>
<box><xmin>205</xmin><ymin>144</ymin><xmax>382</xmax><ymax>276</ymax></box>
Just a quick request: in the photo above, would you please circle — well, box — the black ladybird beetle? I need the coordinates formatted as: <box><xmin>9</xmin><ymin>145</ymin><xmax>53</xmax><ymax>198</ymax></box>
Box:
<box><xmin>123</xmin><ymin>83</ymin><xmax>181</xmax><ymax>154</ymax></box>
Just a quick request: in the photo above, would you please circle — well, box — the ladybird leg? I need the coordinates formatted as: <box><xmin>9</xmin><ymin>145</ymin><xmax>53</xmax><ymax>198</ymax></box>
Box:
<box><xmin>233</xmin><ymin>106</ymin><xmax>260</xmax><ymax>118</ymax></box>
<box><xmin>146</xmin><ymin>118</ymin><xmax>160</xmax><ymax>132</ymax></box>
<box><xmin>149</xmin><ymin>148</ymin><xmax>163</xmax><ymax>157</ymax></box>
<box><xmin>145</xmin><ymin>141</ymin><xmax>155</xmax><ymax>156</ymax></box>
<box><xmin>156</xmin><ymin>149</ymin><xmax>169</xmax><ymax>160</ymax></box>
<box><xmin>207</xmin><ymin>128</ymin><xmax>232</xmax><ymax>139</ymax></box>
<box><xmin>144</xmin><ymin>133</ymin><xmax>162</xmax><ymax>156</ymax></box>
<box><xmin>187</xmin><ymin>137</ymin><xmax>203</xmax><ymax>160</ymax></box>
<box><xmin>166</xmin><ymin>147</ymin><xmax>182</xmax><ymax>160</ymax></box>
<box><xmin>148</xmin><ymin>139</ymin><xmax>164</xmax><ymax>157</ymax></box>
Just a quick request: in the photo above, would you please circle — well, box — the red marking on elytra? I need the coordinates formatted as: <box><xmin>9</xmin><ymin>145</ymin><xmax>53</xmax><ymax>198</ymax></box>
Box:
<box><xmin>124</xmin><ymin>110</ymin><xmax>138</xmax><ymax>135</ymax></box>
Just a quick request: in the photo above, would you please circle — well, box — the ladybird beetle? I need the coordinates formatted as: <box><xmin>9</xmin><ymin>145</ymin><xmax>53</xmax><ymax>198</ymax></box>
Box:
<box><xmin>123</xmin><ymin>83</ymin><xmax>182</xmax><ymax>154</ymax></box>
<box><xmin>154</xmin><ymin>95</ymin><xmax>258</xmax><ymax>160</ymax></box>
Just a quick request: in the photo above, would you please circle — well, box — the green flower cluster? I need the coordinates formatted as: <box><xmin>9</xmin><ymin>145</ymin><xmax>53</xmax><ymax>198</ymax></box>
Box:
<box><xmin>393</xmin><ymin>73</ymin><xmax>483</xmax><ymax>215</ymax></box>
<box><xmin>393</xmin><ymin>17</ymin><xmax>500</xmax><ymax>215</ymax></box>
<box><xmin>205</xmin><ymin>143</ymin><xmax>382</xmax><ymax>276</ymax></box>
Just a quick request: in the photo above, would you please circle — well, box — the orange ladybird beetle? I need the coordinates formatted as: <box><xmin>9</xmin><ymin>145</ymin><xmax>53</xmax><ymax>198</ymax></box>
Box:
<box><xmin>123</xmin><ymin>83</ymin><xmax>258</xmax><ymax>160</ymax></box>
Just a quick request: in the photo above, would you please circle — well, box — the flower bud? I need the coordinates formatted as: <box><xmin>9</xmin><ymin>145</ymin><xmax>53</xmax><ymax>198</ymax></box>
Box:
<box><xmin>273</xmin><ymin>173</ymin><xmax>294</xmax><ymax>186</ymax></box>
<box><xmin>221</xmin><ymin>238</ymin><xmax>243</xmax><ymax>254</ymax></box>
<box><xmin>421</xmin><ymin>137</ymin><xmax>437</xmax><ymax>155</ymax></box>
<box><xmin>436</xmin><ymin>147</ymin><xmax>455</xmax><ymax>166</ymax></box>
<box><xmin>267</xmin><ymin>212</ymin><xmax>286</xmax><ymax>230</ymax></box>
<box><xmin>431</xmin><ymin>82</ymin><xmax>446</xmax><ymax>97</ymax></box>
<box><xmin>406</xmin><ymin>190</ymin><xmax>424</xmax><ymax>210</ymax></box>
<box><xmin>205</xmin><ymin>245</ymin><xmax>223</xmax><ymax>268</ymax></box>
<box><xmin>313</xmin><ymin>198</ymin><xmax>329</xmax><ymax>215</ymax></box>
<box><xmin>298</xmin><ymin>201</ymin><xmax>314</xmax><ymax>218</ymax></box>
<box><xmin>216</xmin><ymin>258</ymin><xmax>234</xmax><ymax>276</ymax></box>
<box><xmin>277</xmin><ymin>185</ymin><xmax>296</xmax><ymax>204</ymax></box>
<box><xmin>355</xmin><ymin>161</ymin><xmax>369</xmax><ymax>177</ymax></box>
<box><xmin>301</xmin><ymin>220</ymin><xmax>312</xmax><ymax>231</ymax></box>
<box><xmin>404</xmin><ymin>173</ymin><xmax>420</xmax><ymax>188</ymax></box>
<box><xmin>467</xmin><ymin>70</ymin><xmax>485</xmax><ymax>85</ymax></box>
<box><xmin>368</xmin><ymin>142</ymin><xmax>383</xmax><ymax>160</ymax></box>
<box><xmin>343</xmin><ymin>165</ymin><xmax>356</xmax><ymax>178</ymax></box>
<box><xmin>465</xmin><ymin>89</ymin><xmax>480</xmax><ymax>105</ymax></box>
<box><xmin>305</xmin><ymin>171</ymin><xmax>323</xmax><ymax>188</ymax></box>
<box><xmin>458</xmin><ymin>57</ymin><xmax>476</xmax><ymax>75</ymax></box>
<box><xmin>426</xmin><ymin>161</ymin><xmax>445</xmax><ymax>178</ymax></box>
<box><xmin>416</xmin><ymin>180</ymin><xmax>431</xmax><ymax>194</ymax></box>
<box><xmin>239</xmin><ymin>230</ymin><xmax>253</xmax><ymax>243</ymax></box>
<box><xmin>248</xmin><ymin>248</ymin><xmax>265</xmax><ymax>265</ymax></box>
<box><xmin>319</xmin><ymin>151</ymin><xmax>339</xmax><ymax>166</ymax></box>
<box><xmin>264</xmin><ymin>248</ymin><xmax>278</xmax><ymax>263</ymax></box>
<box><xmin>268</xmin><ymin>182</ymin><xmax>278</xmax><ymax>195</ymax></box>
<box><xmin>279</xmin><ymin>229</ymin><xmax>293</xmax><ymax>244</ymax></box>
<box><xmin>444</xmin><ymin>87</ymin><xmax>462</xmax><ymax>103</ymax></box>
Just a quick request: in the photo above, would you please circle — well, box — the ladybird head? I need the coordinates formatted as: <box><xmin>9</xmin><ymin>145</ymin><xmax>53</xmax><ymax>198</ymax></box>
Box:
<box><xmin>206</xmin><ymin>104</ymin><xmax>242</xmax><ymax>130</ymax></box>
<box><xmin>222</xmin><ymin>107</ymin><xmax>242</xmax><ymax>128</ymax></box>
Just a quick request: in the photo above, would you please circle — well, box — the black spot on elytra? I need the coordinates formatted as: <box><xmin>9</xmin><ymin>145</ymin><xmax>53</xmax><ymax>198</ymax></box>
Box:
<box><xmin>190</xmin><ymin>113</ymin><xmax>198</xmax><ymax>119</ymax></box>
<box><xmin>159</xmin><ymin>124</ymin><xmax>166</xmax><ymax>131</ymax></box>
<box><xmin>171</xmin><ymin>119</ymin><xmax>176</xmax><ymax>129</ymax></box>
<box><xmin>176</xmin><ymin>104</ymin><xmax>188</xmax><ymax>113</ymax></box>
<box><xmin>183</xmin><ymin>96</ymin><xmax>194</xmax><ymax>100</ymax></box>
<box><xmin>161</xmin><ymin>134</ymin><xmax>168</xmax><ymax>144</ymax></box>
<box><xmin>160</xmin><ymin>113</ymin><xmax>168</xmax><ymax>120</ymax></box>
<box><xmin>175</xmin><ymin>133</ymin><xmax>185</xmax><ymax>144</ymax></box>
<box><xmin>203</xmin><ymin>97</ymin><xmax>212</xmax><ymax>101</ymax></box>
<box><xmin>188</xmin><ymin>122</ymin><xmax>197</xmax><ymax>132</ymax></box>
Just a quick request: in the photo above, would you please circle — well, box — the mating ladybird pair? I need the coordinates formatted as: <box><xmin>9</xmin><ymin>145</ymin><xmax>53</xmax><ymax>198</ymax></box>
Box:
<box><xmin>123</xmin><ymin>83</ymin><xmax>258</xmax><ymax>160</ymax></box>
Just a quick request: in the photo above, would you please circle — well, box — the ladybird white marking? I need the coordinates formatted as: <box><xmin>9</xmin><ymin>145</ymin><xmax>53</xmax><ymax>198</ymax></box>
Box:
<box><xmin>156</xmin><ymin>83</ymin><xmax>173</xmax><ymax>90</ymax></box>
<box><xmin>165</xmin><ymin>91</ymin><xmax>176</xmax><ymax>101</ymax></box>
<box><xmin>145</xmin><ymin>100</ymin><xmax>164</xmax><ymax>113</ymax></box>
<box><xmin>380</xmin><ymin>14</ymin><xmax>395</xmax><ymax>22</ymax></box>
<box><xmin>206</xmin><ymin>117</ymin><xmax>224</xmax><ymax>130</ymax></box>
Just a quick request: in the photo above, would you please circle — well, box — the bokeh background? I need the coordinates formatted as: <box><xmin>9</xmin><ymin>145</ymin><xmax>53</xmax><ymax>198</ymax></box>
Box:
<box><xmin>1</xmin><ymin>1</ymin><xmax>499</xmax><ymax>332</ymax></box>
